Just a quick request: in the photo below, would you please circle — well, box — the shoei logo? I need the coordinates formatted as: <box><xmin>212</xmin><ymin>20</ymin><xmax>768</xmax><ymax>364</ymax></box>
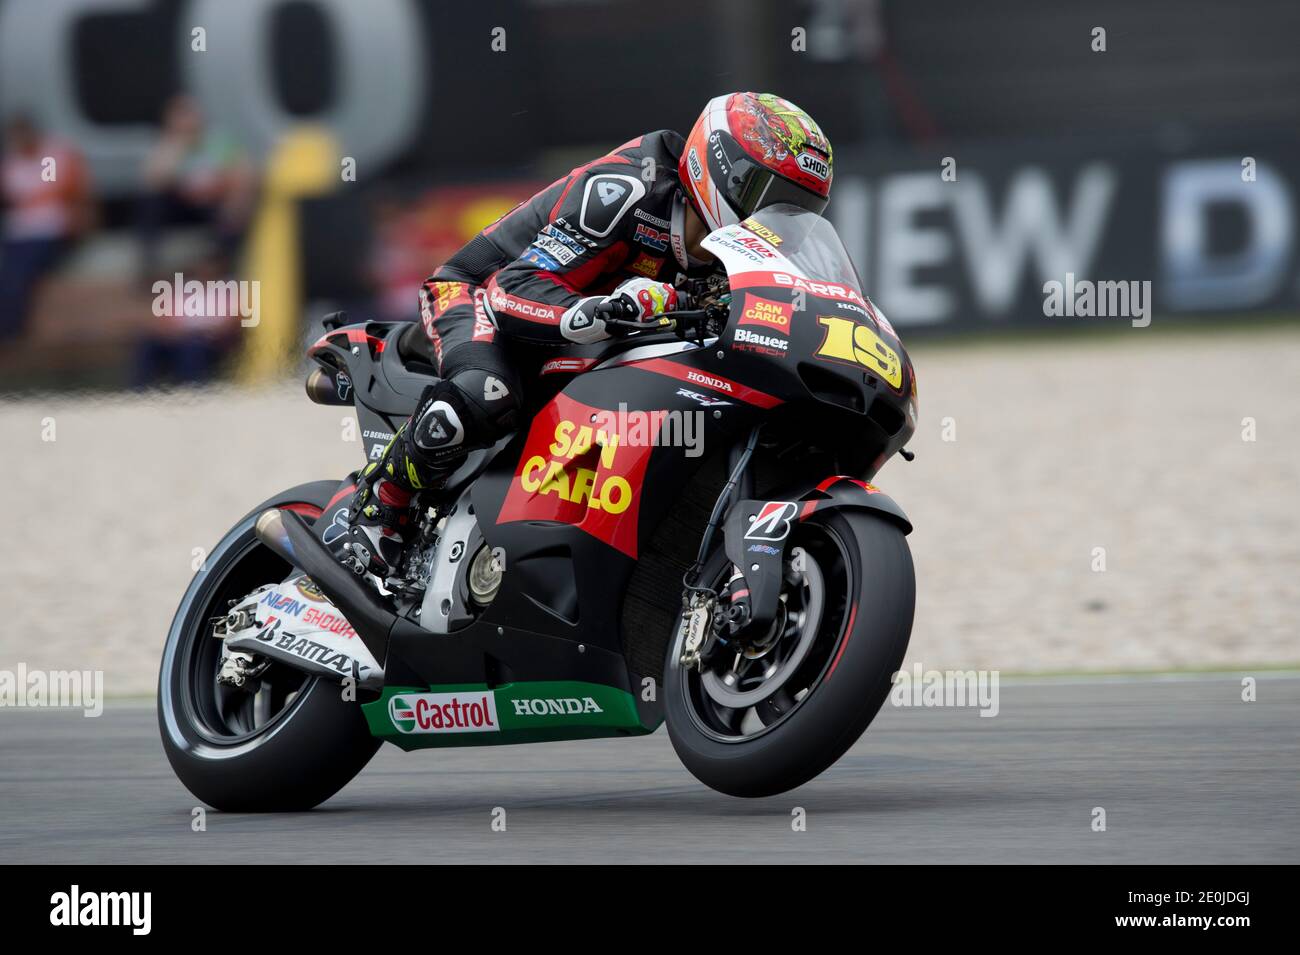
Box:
<box><xmin>797</xmin><ymin>151</ymin><xmax>830</xmax><ymax>181</ymax></box>
<box><xmin>687</xmin><ymin>148</ymin><xmax>703</xmax><ymax>181</ymax></box>
<box><xmin>389</xmin><ymin>692</ymin><xmax>499</xmax><ymax>734</ymax></box>
<box><xmin>497</xmin><ymin>393</ymin><xmax>661</xmax><ymax>558</ymax></box>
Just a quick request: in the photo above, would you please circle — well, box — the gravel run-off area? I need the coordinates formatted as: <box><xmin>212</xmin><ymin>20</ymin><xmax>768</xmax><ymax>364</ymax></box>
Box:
<box><xmin>2</xmin><ymin>326</ymin><xmax>1296</xmax><ymax>697</ymax></box>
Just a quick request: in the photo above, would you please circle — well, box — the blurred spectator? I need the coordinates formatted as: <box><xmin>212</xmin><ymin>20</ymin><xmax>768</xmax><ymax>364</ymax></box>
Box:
<box><xmin>132</xmin><ymin>246</ymin><xmax>241</xmax><ymax>386</ymax></box>
<box><xmin>361</xmin><ymin>182</ymin><xmax>543</xmax><ymax>324</ymax></box>
<box><xmin>0</xmin><ymin>113</ymin><xmax>94</xmax><ymax>340</ymax></box>
<box><xmin>138</xmin><ymin>95</ymin><xmax>256</xmax><ymax>280</ymax></box>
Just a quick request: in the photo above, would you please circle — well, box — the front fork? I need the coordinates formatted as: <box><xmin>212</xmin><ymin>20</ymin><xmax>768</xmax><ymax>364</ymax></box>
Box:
<box><xmin>677</xmin><ymin>427</ymin><xmax>796</xmax><ymax>669</ymax></box>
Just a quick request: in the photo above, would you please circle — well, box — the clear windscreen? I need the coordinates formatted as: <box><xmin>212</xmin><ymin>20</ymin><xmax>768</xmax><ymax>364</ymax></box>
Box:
<box><xmin>741</xmin><ymin>203</ymin><xmax>863</xmax><ymax>290</ymax></box>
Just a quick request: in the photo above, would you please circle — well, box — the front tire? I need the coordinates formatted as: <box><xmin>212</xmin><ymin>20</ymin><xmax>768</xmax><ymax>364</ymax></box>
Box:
<box><xmin>158</xmin><ymin>483</ymin><xmax>381</xmax><ymax>812</ymax></box>
<box><xmin>665</xmin><ymin>510</ymin><xmax>914</xmax><ymax>797</ymax></box>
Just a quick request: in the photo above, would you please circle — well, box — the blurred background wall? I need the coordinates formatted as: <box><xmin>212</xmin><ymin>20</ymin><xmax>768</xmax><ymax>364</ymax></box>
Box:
<box><xmin>1</xmin><ymin>0</ymin><xmax>1298</xmax><ymax>389</ymax></box>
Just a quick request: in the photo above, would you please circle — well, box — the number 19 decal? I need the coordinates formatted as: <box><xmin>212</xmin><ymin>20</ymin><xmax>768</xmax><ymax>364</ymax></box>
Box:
<box><xmin>814</xmin><ymin>315</ymin><xmax>904</xmax><ymax>390</ymax></box>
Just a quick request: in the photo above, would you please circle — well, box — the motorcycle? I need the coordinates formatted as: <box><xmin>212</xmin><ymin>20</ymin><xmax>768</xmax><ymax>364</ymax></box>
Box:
<box><xmin>157</xmin><ymin>203</ymin><xmax>918</xmax><ymax>809</ymax></box>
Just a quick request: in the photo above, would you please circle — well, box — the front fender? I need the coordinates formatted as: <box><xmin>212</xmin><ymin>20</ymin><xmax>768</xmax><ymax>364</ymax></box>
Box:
<box><xmin>718</xmin><ymin>475</ymin><xmax>909</xmax><ymax>640</ymax></box>
<box><xmin>796</xmin><ymin>475</ymin><xmax>912</xmax><ymax>535</ymax></box>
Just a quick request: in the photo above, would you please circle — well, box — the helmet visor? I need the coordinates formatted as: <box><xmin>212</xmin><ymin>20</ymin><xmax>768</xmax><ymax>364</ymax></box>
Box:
<box><xmin>724</xmin><ymin>155</ymin><xmax>830</xmax><ymax>219</ymax></box>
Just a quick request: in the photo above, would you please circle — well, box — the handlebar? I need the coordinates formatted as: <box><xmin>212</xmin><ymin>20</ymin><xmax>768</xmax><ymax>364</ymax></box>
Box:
<box><xmin>599</xmin><ymin>302</ymin><xmax>726</xmax><ymax>341</ymax></box>
<box><xmin>593</xmin><ymin>296</ymin><xmax>641</xmax><ymax>321</ymax></box>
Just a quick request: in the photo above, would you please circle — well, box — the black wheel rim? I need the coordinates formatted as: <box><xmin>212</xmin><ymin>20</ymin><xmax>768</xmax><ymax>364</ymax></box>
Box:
<box><xmin>676</xmin><ymin>521</ymin><xmax>852</xmax><ymax>744</ymax></box>
<box><xmin>171</xmin><ymin>522</ymin><xmax>317</xmax><ymax>749</ymax></box>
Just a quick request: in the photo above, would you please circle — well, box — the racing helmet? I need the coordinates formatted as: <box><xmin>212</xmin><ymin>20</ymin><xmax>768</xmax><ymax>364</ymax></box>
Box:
<box><xmin>678</xmin><ymin>92</ymin><xmax>833</xmax><ymax>232</ymax></box>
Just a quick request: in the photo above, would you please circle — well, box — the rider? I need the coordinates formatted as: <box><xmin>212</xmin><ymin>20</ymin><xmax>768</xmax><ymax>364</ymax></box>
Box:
<box><xmin>347</xmin><ymin>92</ymin><xmax>835</xmax><ymax>576</ymax></box>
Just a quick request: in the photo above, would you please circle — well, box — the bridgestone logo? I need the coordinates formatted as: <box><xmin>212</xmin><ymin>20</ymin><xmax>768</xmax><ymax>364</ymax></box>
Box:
<box><xmin>511</xmin><ymin>697</ymin><xmax>604</xmax><ymax>716</ymax></box>
<box><xmin>634</xmin><ymin>208</ymin><xmax>671</xmax><ymax>229</ymax></box>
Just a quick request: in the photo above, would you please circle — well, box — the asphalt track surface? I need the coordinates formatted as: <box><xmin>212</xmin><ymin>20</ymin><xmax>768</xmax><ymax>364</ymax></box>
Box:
<box><xmin>2</xmin><ymin>674</ymin><xmax>1296</xmax><ymax>864</ymax></box>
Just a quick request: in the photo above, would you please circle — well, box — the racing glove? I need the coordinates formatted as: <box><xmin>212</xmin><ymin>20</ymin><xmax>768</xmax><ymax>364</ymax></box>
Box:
<box><xmin>559</xmin><ymin>278</ymin><xmax>680</xmax><ymax>344</ymax></box>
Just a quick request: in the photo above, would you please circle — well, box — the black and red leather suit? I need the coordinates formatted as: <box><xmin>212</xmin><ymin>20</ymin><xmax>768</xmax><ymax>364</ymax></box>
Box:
<box><xmin>350</xmin><ymin>90</ymin><xmax>836</xmax><ymax>575</ymax></box>
<box><xmin>397</xmin><ymin>129</ymin><xmax>690</xmax><ymax>446</ymax></box>
<box><xmin>349</xmin><ymin>130</ymin><xmax>694</xmax><ymax>570</ymax></box>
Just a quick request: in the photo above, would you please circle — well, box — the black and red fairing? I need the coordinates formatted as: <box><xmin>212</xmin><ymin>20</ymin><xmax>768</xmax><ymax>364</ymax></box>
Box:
<box><xmin>461</xmin><ymin>331</ymin><xmax>910</xmax><ymax>661</ymax></box>
<box><xmin>463</xmin><ymin>202</ymin><xmax>911</xmax><ymax>591</ymax></box>
<box><xmin>526</xmin><ymin>206</ymin><xmax>916</xmax><ymax>474</ymax></box>
<box><xmin>698</xmin><ymin>205</ymin><xmax>917</xmax><ymax>473</ymax></box>
<box><xmin>306</xmin><ymin>321</ymin><xmax>440</xmax><ymax>462</ymax></box>
<box><xmin>307</xmin><ymin>325</ymin><xmax>387</xmax><ymax>371</ymax></box>
<box><xmin>471</xmin><ymin>204</ymin><xmax>912</xmax><ymax>542</ymax></box>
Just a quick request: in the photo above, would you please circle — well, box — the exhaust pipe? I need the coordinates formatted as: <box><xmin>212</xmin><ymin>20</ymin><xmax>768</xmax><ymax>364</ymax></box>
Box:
<box><xmin>254</xmin><ymin>508</ymin><xmax>395</xmax><ymax>665</ymax></box>
<box><xmin>305</xmin><ymin>367</ymin><xmax>351</xmax><ymax>406</ymax></box>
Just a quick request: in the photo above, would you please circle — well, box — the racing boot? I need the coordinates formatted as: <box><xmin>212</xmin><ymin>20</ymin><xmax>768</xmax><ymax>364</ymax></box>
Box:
<box><xmin>346</xmin><ymin>468</ymin><xmax>414</xmax><ymax>577</ymax></box>
<box><xmin>345</xmin><ymin>381</ymin><xmax>476</xmax><ymax>577</ymax></box>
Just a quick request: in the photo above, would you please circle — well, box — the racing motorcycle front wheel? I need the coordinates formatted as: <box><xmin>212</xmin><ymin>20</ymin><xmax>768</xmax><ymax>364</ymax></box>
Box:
<box><xmin>157</xmin><ymin>481</ymin><xmax>380</xmax><ymax>812</ymax></box>
<box><xmin>664</xmin><ymin>509</ymin><xmax>914</xmax><ymax>797</ymax></box>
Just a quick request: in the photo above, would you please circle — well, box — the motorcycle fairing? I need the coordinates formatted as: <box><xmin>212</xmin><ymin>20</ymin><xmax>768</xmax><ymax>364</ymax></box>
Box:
<box><xmin>798</xmin><ymin>475</ymin><xmax>912</xmax><ymax>533</ymax></box>
<box><xmin>468</xmin><ymin>350</ymin><xmax>764</xmax><ymax>630</ymax></box>
<box><xmin>308</xmin><ymin>322</ymin><xmax>432</xmax><ymax>462</ymax></box>
<box><xmin>361</xmin><ymin>680</ymin><xmax>653</xmax><ymax>750</ymax></box>
<box><xmin>346</xmin><ymin>348</ymin><xmax>765</xmax><ymax>725</ymax></box>
<box><xmin>288</xmin><ymin>208</ymin><xmax>916</xmax><ymax>745</ymax></box>
<box><xmin>494</xmin><ymin>391</ymin><xmax>663</xmax><ymax>558</ymax></box>
<box><xmin>704</xmin><ymin>212</ymin><xmax>917</xmax><ymax>471</ymax></box>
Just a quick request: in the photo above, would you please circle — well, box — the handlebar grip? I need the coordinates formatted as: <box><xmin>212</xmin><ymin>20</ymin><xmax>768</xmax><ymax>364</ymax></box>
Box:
<box><xmin>594</xmin><ymin>295</ymin><xmax>640</xmax><ymax>320</ymax></box>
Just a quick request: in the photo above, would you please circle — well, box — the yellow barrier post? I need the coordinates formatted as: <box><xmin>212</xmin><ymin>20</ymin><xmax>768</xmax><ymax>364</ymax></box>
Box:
<box><xmin>237</xmin><ymin>126</ymin><xmax>339</xmax><ymax>385</ymax></box>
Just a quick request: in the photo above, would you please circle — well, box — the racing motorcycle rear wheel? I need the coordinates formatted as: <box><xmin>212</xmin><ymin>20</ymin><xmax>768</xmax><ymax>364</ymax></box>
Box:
<box><xmin>664</xmin><ymin>509</ymin><xmax>914</xmax><ymax>797</ymax></box>
<box><xmin>157</xmin><ymin>482</ymin><xmax>380</xmax><ymax>812</ymax></box>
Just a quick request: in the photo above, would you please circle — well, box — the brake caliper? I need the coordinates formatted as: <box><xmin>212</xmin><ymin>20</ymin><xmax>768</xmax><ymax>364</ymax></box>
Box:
<box><xmin>678</xmin><ymin>591</ymin><xmax>716</xmax><ymax>670</ymax></box>
<box><xmin>213</xmin><ymin>593</ymin><xmax>271</xmax><ymax>687</ymax></box>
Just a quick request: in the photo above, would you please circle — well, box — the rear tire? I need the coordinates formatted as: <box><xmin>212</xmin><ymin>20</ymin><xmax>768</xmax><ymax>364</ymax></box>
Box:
<box><xmin>158</xmin><ymin>483</ymin><xmax>381</xmax><ymax>812</ymax></box>
<box><xmin>665</xmin><ymin>510</ymin><xmax>914</xmax><ymax>797</ymax></box>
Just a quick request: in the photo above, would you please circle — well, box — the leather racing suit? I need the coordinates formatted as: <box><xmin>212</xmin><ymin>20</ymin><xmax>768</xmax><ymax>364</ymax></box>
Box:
<box><xmin>350</xmin><ymin>129</ymin><xmax>698</xmax><ymax>574</ymax></box>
